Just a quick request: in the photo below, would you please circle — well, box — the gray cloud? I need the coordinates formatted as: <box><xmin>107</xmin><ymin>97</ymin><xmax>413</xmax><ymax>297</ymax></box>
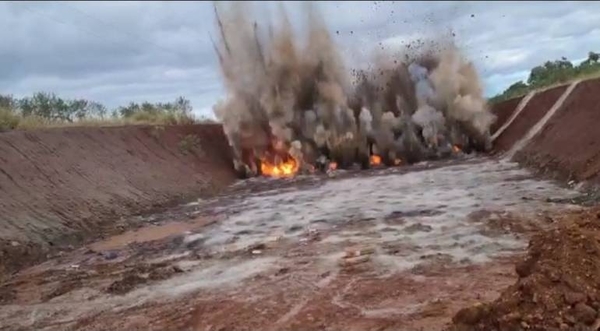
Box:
<box><xmin>0</xmin><ymin>1</ymin><xmax>598</xmax><ymax>117</ymax></box>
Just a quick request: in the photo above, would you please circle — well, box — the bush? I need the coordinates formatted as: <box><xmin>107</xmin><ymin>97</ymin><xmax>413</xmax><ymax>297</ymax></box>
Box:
<box><xmin>178</xmin><ymin>134</ymin><xmax>202</xmax><ymax>155</ymax></box>
<box><xmin>0</xmin><ymin>108</ymin><xmax>20</xmax><ymax>132</ymax></box>
<box><xmin>129</xmin><ymin>110</ymin><xmax>196</xmax><ymax>125</ymax></box>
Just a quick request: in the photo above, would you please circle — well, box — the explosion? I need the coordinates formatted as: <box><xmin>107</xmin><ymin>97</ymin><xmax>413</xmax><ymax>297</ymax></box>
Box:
<box><xmin>370</xmin><ymin>155</ymin><xmax>382</xmax><ymax>166</ymax></box>
<box><xmin>212</xmin><ymin>2</ymin><xmax>495</xmax><ymax>178</ymax></box>
<box><xmin>259</xmin><ymin>152</ymin><xmax>299</xmax><ymax>178</ymax></box>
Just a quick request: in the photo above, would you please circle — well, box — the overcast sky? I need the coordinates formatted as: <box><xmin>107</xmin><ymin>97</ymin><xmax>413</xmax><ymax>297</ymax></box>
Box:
<box><xmin>1</xmin><ymin>1</ymin><xmax>599</xmax><ymax>118</ymax></box>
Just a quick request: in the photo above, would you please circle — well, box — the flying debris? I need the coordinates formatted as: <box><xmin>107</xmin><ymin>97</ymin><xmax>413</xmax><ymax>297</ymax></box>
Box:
<box><xmin>211</xmin><ymin>2</ymin><xmax>495</xmax><ymax>178</ymax></box>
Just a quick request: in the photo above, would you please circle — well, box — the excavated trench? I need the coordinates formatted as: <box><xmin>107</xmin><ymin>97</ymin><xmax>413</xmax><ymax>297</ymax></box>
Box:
<box><xmin>0</xmin><ymin>157</ymin><xmax>587</xmax><ymax>331</ymax></box>
<box><xmin>2</xmin><ymin>78</ymin><xmax>600</xmax><ymax>331</ymax></box>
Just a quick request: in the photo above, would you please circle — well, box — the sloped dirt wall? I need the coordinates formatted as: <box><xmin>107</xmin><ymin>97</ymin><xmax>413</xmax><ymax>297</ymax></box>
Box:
<box><xmin>493</xmin><ymin>85</ymin><xmax>567</xmax><ymax>152</ymax></box>
<box><xmin>0</xmin><ymin>124</ymin><xmax>235</xmax><ymax>275</ymax></box>
<box><xmin>514</xmin><ymin>78</ymin><xmax>600</xmax><ymax>183</ymax></box>
<box><xmin>489</xmin><ymin>95</ymin><xmax>524</xmax><ymax>135</ymax></box>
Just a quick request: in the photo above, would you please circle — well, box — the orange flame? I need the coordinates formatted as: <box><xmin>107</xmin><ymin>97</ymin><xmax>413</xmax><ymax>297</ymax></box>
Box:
<box><xmin>452</xmin><ymin>145</ymin><xmax>462</xmax><ymax>153</ymax></box>
<box><xmin>329</xmin><ymin>162</ymin><xmax>338</xmax><ymax>171</ymax></box>
<box><xmin>260</xmin><ymin>157</ymin><xmax>299</xmax><ymax>177</ymax></box>
<box><xmin>370</xmin><ymin>154</ymin><xmax>382</xmax><ymax>166</ymax></box>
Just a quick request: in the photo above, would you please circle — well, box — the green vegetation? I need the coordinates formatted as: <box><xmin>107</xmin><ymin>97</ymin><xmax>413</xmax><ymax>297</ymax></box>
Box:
<box><xmin>149</xmin><ymin>125</ymin><xmax>166</xmax><ymax>141</ymax></box>
<box><xmin>489</xmin><ymin>51</ymin><xmax>600</xmax><ymax>104</ymax></box>
<box><xmin>0</xmin><ymin>93</ymin><xmax>214</xmax><ymax>132</ymax></box>
<box><xmin>0</xmin><ymin>107</ymin><xmax>20</xmax><ymax>131</ymax></box>
<box><xmin>178</xmin><ymin>134</ymin><xmax>202</xmax><ymax>155</ymax></box>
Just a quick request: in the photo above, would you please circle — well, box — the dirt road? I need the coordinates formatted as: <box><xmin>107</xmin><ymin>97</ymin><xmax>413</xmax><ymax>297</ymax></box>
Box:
<box><xmin>0</xmin><ymin>156</ymin><xmax>584</xmax><ymax>331</ymax></box>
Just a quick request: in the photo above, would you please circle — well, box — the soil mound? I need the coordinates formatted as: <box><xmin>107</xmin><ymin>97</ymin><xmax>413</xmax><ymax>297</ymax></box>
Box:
<box><xmin>515</xmin><ymin>78</ymin><xmax>600</xmax><ymax>184</ymax></box>
<box><xmin>0</xmin><ymin>124</ymin><xmax>235</xmax><ymax>276</ymax></box>
<box><xmin>449</xmin><ymin>209</ymin><xmax>600</xmax><ymax>331</ymax></box>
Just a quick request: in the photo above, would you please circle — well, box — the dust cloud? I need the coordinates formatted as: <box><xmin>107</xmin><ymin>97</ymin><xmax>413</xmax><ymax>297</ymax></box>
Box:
<box><xmin>211</xmin><ymin>2</ymin><xmax>495</xmax><ymax>177</ymax></box>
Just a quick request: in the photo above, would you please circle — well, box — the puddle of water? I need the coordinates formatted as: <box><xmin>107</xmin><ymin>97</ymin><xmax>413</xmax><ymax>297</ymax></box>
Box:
<box><xmin>89</xmin><ymin>218</ymin><xmax>213</xmax><ymax>251</ymax></box>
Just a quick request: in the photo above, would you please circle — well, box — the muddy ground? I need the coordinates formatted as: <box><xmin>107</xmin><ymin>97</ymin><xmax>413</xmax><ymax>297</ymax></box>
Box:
<box><xmin>450</xmin><ymin>206</ymin><xmax>600</xmax><ymax>331</ymax></box>
<box><xmin>0</xmin><ymin>155</ymin><xmax>588</xmax><ymax>331</ymax></box>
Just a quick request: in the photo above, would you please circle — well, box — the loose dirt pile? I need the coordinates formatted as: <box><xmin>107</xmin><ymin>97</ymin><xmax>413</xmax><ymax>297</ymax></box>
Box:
<box><xmin>450</xmin><ymin>208</ymin><xmax>600</xmax><ymax>331</ymax></box>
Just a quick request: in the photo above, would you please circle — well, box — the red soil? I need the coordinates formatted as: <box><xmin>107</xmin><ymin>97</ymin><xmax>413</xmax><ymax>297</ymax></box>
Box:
<box><xmin>449</xmin><ymin>79</ymin><xmax>600</xmax><ymax>329</ymax></box>
<box><xmin>4</xmin><ymin>75</ymin><xmax>600</xmax><ymax>331</ymax></box>
<box><xmin>450</xmin><ymin>208</ymin><xmax>600</xmax><ymax>331</ymax></box>
<box><xmin>489</xmin><ymin>95</ymin><xmax>524</xmax><ymax>135</ymax></box>
<box><xmin>515</xmin><ymin>78</ymin><xmax>600</xmax><ymax>183</ymax></box>
<box><xmin>493</xmin><ymin>85</ymin><xmax>567</xmax><ymax>152</ymax></box>
<box><xmin>0</xmin><ymin>124</ymin><xmax>236</xmax><ymax>276</ymax></box>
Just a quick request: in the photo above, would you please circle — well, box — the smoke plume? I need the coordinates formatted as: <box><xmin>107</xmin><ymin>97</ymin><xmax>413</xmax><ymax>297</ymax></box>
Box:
<box><xmin>211</xmin><ymin>2</ymin><xmax>496</xmax><ymax>177</ymax></box>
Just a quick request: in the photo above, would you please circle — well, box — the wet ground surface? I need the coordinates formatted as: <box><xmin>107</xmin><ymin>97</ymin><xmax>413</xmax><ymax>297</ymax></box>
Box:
<box><xmin>0</xmin><ymin>156</ymin><xmax>586</xmax><ymax>331</ymax></box>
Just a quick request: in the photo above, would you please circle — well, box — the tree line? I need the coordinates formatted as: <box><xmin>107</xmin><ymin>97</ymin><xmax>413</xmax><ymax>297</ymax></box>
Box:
<box><xmin>0</xmin><ymin>93</ymin><xmax>199</xmax><ymax>131</ymax></box>
<box><xmin>490</xmin><ymin>51</ymin><xmax>600</xmax><ymax>103</ymax></box>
